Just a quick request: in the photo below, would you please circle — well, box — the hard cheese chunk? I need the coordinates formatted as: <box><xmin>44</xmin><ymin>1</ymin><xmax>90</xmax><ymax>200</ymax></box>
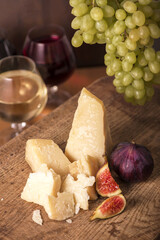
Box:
<box><xmin>25</xmin><ymin>139</ymin><xmax>71</xmax><ymax>176</ymax></box>
<box><xmin>44</xmin><ymin>192</ymin><xmax>75</xmax><ymax>221</ymax></box>
<box><xmin>65</xmin><ymin>88</ymin><xmax>112</xmax><ymax>166</ymax></box>
<box><xmin>21</xmin><ymin>164</ymin><xmax>61</xmax><ymax>205</ymax></box>
<box><xmin>61</xmin><ymin>174</ymin><xmax>95</xmax><ymax>210</ymax></box>
<box><xmin>69</xmin><ymin>155</ymin><xmax>99</xmax><ymax>200</ymax></box>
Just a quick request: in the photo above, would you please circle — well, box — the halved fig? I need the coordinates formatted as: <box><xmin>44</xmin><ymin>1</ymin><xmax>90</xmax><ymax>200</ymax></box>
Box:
<box><xmin>96</xmin><ymin>163</ymin><xmax>121</xmax><ymax>197</ymax></box>
<box><xmin>90</xmin><ymin>194</ymin><xmax>126</xmax><ymax>220</ymax></box>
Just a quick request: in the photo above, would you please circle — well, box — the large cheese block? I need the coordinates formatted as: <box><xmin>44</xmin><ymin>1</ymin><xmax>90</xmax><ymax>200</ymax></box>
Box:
<box><xmin>25</xmin><ymin>139</ymin><xmax>71</xmax><ymax>176</ymax></box>
<box><xmin>65</xmin><ymin>88</ymin><xmax>112</xmax><ymax>166</ymax></box>
<box><xmin>44</xmin><ymin>192</ymin><xmax>75</xmax><ymax>221</ymax></box>
<box><xmin>61</xmin><ymin>174</ymin><xmax>95</xmax><ymax>210</ymax></box>
<box><xmin>21</xmin><ymin>164</ymin><xmax>61</xmax><ymax>205</ymax></box>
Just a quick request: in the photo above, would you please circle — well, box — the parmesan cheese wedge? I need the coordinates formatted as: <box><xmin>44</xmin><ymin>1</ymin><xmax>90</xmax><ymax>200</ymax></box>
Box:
<box><xmin>65</xmin><ymin>88</ymin><xmax>112</xmax><ymax>166</ymax></box>
<box><xmin>21</xmin><ymin>164</ymin><xmax>61</xmax><ymax>205</ymax></box>
<box><xmin>25</xmin><ymin>139</ymin><xmax>71</xmax><ymax>176</ymax></box>
<box><xmin>44</xmin><ymin>192</ymin><xmax>75</xmax><ymax>221</ymax></box>
<box><xmin>61</xmin><ymin>174</ymin><xmax>95</xmax><ymax>210</ymax></box>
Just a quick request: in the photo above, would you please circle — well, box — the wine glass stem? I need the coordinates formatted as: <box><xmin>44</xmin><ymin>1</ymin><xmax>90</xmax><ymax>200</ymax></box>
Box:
<box><xmin>11</xmin><ymin>122</ymin><xmax>27</xmax><ymax>136</ymax></box>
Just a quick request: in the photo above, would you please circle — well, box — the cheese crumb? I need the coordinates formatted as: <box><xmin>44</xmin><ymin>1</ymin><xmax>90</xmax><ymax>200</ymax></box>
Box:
<box><xmin>66</xmin><ymin>219</ymin><xmax>72</xmax><ymax>224</ymax></box>
<box><xmin>75</xmin><ymin>203</ymin><xmax>80</xmax><ymax>215</ymax></box>
<box><xmin>1</xmin><ymin>198</ymin><xmax>3</xmax><ymax>201</ymax></box>
<box><xmin>32</xmin><ymin>210</ymin><xmax>43</xmax><ymax>225</ymax></box>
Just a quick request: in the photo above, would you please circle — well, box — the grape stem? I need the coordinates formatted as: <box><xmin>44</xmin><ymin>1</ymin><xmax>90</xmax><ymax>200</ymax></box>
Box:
<box><xmin>115</xmin><ymin>0</ymin><xmax>121</xmax><ymax>8</ymax></box>
<box><xmin>92</xmin><ymin>0</ymin><xmax>95</xmax><ymax>7</ymax></box>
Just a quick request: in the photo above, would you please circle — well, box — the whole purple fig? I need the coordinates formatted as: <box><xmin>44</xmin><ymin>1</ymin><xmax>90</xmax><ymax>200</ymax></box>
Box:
<box><xmin>110</xmin><ymin>142</ymin><xmax>154</xmax><ymax>183</ymax></box>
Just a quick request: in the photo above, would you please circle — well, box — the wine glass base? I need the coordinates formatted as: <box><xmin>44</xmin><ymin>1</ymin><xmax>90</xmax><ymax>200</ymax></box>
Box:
<box><xmin>47</xmin><ymin>87</ymin><xmax>71</xmax><ymax>108</ymax></box>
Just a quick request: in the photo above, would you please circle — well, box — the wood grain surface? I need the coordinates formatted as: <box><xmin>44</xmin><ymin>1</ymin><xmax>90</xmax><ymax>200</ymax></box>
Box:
<box><xmin>0</xmin><ymin>78</ymin><xmax>160</xmax><ymax>240</ymax></box>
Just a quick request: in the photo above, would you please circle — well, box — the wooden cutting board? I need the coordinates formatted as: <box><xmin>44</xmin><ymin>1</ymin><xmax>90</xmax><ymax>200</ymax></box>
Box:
<box><xmin>0</xmin><ymin>78</ymin><xmax>160</xmax><ymax>240</ymax></box>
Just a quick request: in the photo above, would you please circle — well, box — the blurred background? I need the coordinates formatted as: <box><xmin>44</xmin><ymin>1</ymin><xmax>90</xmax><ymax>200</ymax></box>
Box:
<box><xmin>0</xmin><ymin>0</ymin><xmax>106</xmax><ymax>67</ymax></box>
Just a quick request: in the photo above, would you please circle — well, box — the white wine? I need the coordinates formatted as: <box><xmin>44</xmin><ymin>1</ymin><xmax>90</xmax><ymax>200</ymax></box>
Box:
<box><xmin>0</xmin><ymin>70</ymin><xmax>47</xmax><ymax>122</ymax></box>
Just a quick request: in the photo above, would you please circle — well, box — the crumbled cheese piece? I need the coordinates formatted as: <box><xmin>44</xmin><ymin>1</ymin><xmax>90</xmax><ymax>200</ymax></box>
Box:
<box><xmin>66</xmin><ymin>219</ymin><xmax>72</xmax><ymax>224</ymax></box>
<box><xmin>1</xmin><ymin>198</ymin><xmax>4</xmax><ymax>201</ymax></box>
<box><xmin>32</xmin><ymin>210</ymin><xmax>43</xmax><ymax>225</ymax></box>
<box><xmin>75</xmin><ymin>203</ymin><xmax>80</xmax><ymax>215</ymax></box>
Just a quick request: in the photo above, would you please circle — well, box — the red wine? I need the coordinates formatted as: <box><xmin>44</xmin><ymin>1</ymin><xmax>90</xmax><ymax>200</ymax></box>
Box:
<box><xmin>23</xmin><ymin>34</ymin><xmax>75</xmax><ymax>86</ymax></box>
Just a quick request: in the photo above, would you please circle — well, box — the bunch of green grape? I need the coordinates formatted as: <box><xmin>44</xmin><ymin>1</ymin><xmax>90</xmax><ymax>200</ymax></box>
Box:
<box><xmin>70</xmin><ymin>0</ymin><xmax>160</xmax><ymax>105</ymax></box>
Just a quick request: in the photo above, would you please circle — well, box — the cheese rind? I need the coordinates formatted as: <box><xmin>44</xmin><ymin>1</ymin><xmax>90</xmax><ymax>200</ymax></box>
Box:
<box><xmin>21</xmin><ymin>164</ymin><xmax>61</xmax><ymax>205</ymax></box>
<box><xmin>44</xmin><ymin>192</ymin><xmax>75</xmax><ymax>221</ymax></box>
<box><xmin>25</xmin><ymin>139</ymin><xmax>71</xmax><ymax>176</ymax></box>
<box><xmin>61</xmin><ymin>174</ymin><xmax>95</xmax><ymax>210</ymax></box>
<box><xmin>65</xmin><ymin>88</ymin><xmax>112</xmax><ymax>166</ymax></box>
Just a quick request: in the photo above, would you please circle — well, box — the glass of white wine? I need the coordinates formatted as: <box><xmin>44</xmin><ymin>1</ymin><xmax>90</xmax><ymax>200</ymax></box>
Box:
<box><xmin>0</xmin><ymin>55</ymin><xmax>48</xmax><ymax>141</ymax></box>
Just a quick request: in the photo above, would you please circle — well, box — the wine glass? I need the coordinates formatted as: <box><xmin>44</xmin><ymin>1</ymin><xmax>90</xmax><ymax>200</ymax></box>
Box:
<box><xmin>0</xmin><ymin>55</ymin><xmax>48</xmax><ymax>140</ymax></box>
<box><xmin>0</xmin><ymin>29</ymin><xmax>16</xmax><ymax>59</ymax></box>
<box><xmin>22</xmin><ymin>24</ymin><xmax>76</xmax><ymax>107</ymax></box>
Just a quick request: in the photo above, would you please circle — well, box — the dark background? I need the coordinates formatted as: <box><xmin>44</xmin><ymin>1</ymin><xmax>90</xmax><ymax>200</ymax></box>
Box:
<box><xmin>0</xmin><ymin>0</ymin><xmax>105</xmax><ymax>67</ymax></box>
<box><xmin>0</xmin><ymin>0</ymin><xmax>159</xmax><ymax>67</ymax></box>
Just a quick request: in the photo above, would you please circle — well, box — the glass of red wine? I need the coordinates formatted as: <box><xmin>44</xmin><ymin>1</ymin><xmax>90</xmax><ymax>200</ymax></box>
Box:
<box><xmin>23</xmin><ymin>24</ymin><xmax>76</xmax><ymax>107</ymax></box>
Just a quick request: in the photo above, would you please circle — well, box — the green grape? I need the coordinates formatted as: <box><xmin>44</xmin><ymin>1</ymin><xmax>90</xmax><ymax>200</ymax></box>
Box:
<box><xmin>125</xmin><ymin>38</ymin><xmax>137</xmax><ymax>50</ymax></box>
<box><xmin>125</xmin><ymin>85</ymin><xmax>134</xmax><ymax>98</ymax></box>
<box><xmin>138</xmin><ymin>5</ymin><xmax>153</xmax><ymax>18</ymax></box>
<box><xmin>96</xmin><ymin>0</ymin><xmax>107</xmax><ymax>7</ymax></box>
<box><xmin>117</xmin><ymin>42</ymin><xmax>128</xmax><ymax>56</ymax></box>
<box><xmin>95</xmin><ymin>19</ymin><xmax>108</xmax><ymax>32</ymax></box>
<box><xmin>122</xmin><ymin>73</ymin><xmax>133</xmax><ymax>86</ymax></box>
<box><xmin>111</xmin><ymin>59</ymin><xmax>122</xmax><ymax>72</ymax></box>
<box><xmin>132</xmin><ymin>79</ymin><xmax>145</xmax><ymax>90</ymax></box>
<box><xmin>122</xmin><ymin>59</ymin><xmax>133</xmax><ymax>72</ymax></box>
<box><xmin>145</xmin><ymin>86</ymin><xmax>155</xmax><ymax>97</ymax></box>
<box><xmin>146</xmin><ymin>38</ymin><xmax>154</xmax><ymax>47</ymax></box>
<box><xmin>134</xmin><ymin>88</ymin><xmax>145</xmax><ymax>100</ymax></box>
<box><xmin>138</xmin><ymin>53</ymin><xmax>148</xmax><ymax>66</ymax></box>
<box><xmin>116</xmin><ymin>86</ymin><xmax>125</xmax><ymax>93</ymax></box>
<box><xmin>151</xmin><ymin>9</ymin><xmax>160</xmax><ymax>22</ymax></box>
<box><xmin>71</xmin><ymin>3</ymin><xmax>89</xmax><ymax>16</ymax></box>
<box><xmin>90</xmin><ymin>7</ymin><xmax>104</xmax><ymax>21</ymax></box>
<box><xmin>96</xmin><ymin>33</ymin><xmax>106</xmax><ymax>42</ymax></box>
<box><xmin>148</xmin><ymin>61</ymin><xmax>160</xmax><ymax>74</ymax></box>
<box><xmin>125</xmin><ymin>52</ymin><xmax>136</xmax><ymax>64</ymax></box>
<box><xmin>71</xmin><ymin>17</ymin><xmax>82</xmax><ymax>29</ymax></box>
<box><xmin>69</xmin><ymin>0</ymin><xmax>85</xmax><ymax>7</ymax></box>
<box><xmin>87</xmin><ymin>27</ymin><xmax>97</xmax><ymax>34</ymax></box>
<box><xmin>106</xmin><ymin>65</ymin><xmax>115</xmax><ymax>76</ymax></box>
<box><xmin>148</xmin><ymin>24</ymin><xmax>160</xmax><ymax>39</ymax></box>
<box><xmin>138</xmin><ymin>0</ymin><xmax>152</xmax><ymax>5</ymax></box>
<box><xmin>72</xmin><ymin>32</ymin><xmax>83</xmax><ymax>47</ymax></box>
<box><xmin>152</xmin><ymin>73</ymin><xmax>160</xmax><ymax>84</ymax></box>
<box><xmin>112</xmin><ymin>35</ymin><xmax>124</xmax><ymax>46</ymax></box>
<box><xmin>124</xmin><ymin>95</ymin><xmax>134</xmax><ymax>103</ymax></box>
<box><xmin>144</xmin><ymin>47</ymin><xmax>156</xmax><ymax>61</ymax></box>
<box><xmin>106</xmin><ymin>16</ymin><xmax>116</xmax><ymax>26</ymax></box>
<box><xmin>136</xmin><ymin>96</ymin><xmax>147</xmax><ymax>105</ymax></box>
<box><xmin>81</xmin><ymin>14</ymin><xmax>95</xmax><ymax>31</ymax></box>
<box><xmin>82</xmin><ymin>32</ymin><xmax>94</xmax><ymax>43</ymax></box>
<box><xmin>132</xmin><ymin>11</ymin><xmax>145</xmax><ymax>26</ymax></box>
<box><xmin>113</xmin><ymin>78</ymin><xmax>123</xmax><ymax>87</ymax></box>
<box><xmin>115</xmin><ymin>71</ymin><xmax>124</xmax><ymax>79</ymax></box>
<box><xmin>143</xmin><ymin>67</ymin><xmax>154</xmax><ymax>81</ymax></box>
<box><xmin>123</xmin><ymin>1</ymin><xmax>137</xmax><ymax>13</ymax></box>
<box><xmin>129</xmin><ymin>29</ymin><xmax>140</xmax><ymax>42</ymax></box>
<box><xmin>106</xmin><ymin>37</ymin><xmax>112</xmax><ymax>44</ymax></box>
<box><xmin>125</xmin><ymin>16</ymin><xmax>136</xmax><ymax>29</ymax></box>
<box><xmin>105</xmin><ymin>43</ymin><xmax>116</xmax><ymax>53</ymax></box>
<box><xmin>115</xmin><ymin>9</ymin><xmax>127</xmax><ymax>20</ymax></box>
<box><xmin>139</xmin><ymin>36</ymin><xmax>150</xmax><ymax>46</ymax></box>
<box><xmin>104</xmin><ymin>53</ymin><xmax>115</xmax><ymax>65</ymax></box>
<box><xmin>156</xmin><ymin>51</ymin><xmax>160</xmax><ymax>63</ymax></box>
<box><xmin>138</xmin><ymin>26</ymin><xmax>150</xmax><ymax>39</ymax></box>
<box><xmin>114</xmin><ymin>20</ymin><xmax>126</xmax><ymax>35</ymax></box>
<box><xmin>103</xmin><ymin>5</ymin><xmax>115</xmax><ymax>18</ymax></box>
<box><xmin>131</xmin><ymin>67</ymin><xmax>143</xmax><ymax>79</ymax></box>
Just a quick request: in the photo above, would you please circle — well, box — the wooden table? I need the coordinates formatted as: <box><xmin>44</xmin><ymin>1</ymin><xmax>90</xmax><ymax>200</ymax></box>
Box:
<box><xmin>0</xmin><ymin>66</ymin><xmax>106</xmax><ymax>146</ymax></box>
<box><xmin>0</xmin><ymin>75</ymin><xmax>160</xmax><ymax>240</ymax></box>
